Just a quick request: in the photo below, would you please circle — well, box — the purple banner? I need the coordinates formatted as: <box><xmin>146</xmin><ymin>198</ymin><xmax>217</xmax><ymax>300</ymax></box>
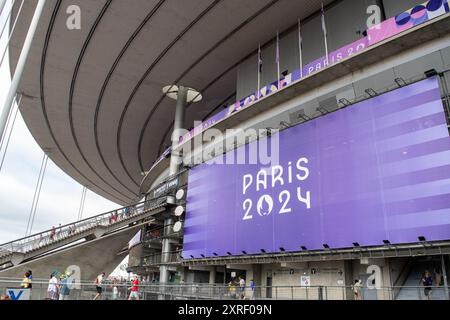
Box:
<box><xmin>183</xmin><ymin>78</ymin><xmax>450</xmax><ymax>259</ymax></box>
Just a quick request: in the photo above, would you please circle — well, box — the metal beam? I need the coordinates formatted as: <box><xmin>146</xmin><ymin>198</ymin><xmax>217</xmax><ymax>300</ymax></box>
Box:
<box><xmin>0</xmin><ymin>0</ymin><xmax>46</xmax><ymax>144</ymax></box>
<box><xmin>441</xmin><ymin>255</ymin><xmax>449</xmax><ymax>300</ymax></box>
<box><xmin>178</xmin><ymin>242</ymin><xmax>450</xmax><ymax>267</ymax></box>
<box><xmin>0</xmin><ymin>0</ymin><xmax>6</xmax><ymax>16</ymax></box>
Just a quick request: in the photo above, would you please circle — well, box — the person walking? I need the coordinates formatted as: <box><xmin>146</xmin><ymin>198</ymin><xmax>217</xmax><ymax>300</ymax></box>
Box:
<box><xmin>50</xmin><ymin>226</ymin><xmax>56</xmax><ymax>241</ymax></box>
<box><xmin>249</xmin><ymin>279</ymin><xmax>255</xmax><ymax>300</ymax></box>
<box><xmin>238</xmin><ymin>276</ymin><xmax>246</xmax><ymax>300</ymax></box>
<box><xmin>56</xmin><ymin>224</ymin><xmax>62</xmax><ymax>239</ymax></box>
<box><xmin>228</xmin><ymin>280</ymin><xmax>236</xmax><ymax>298</ymax></box>
<box><xmin>23</xmin><ymin>270</ymin><xmax>32</xmax><ymax>287</ymax></box>
<box><xmin>128</xmin><ymin>276</ymin><xmax>140</xmax><ymax>300</ymax></box>
<box><xmin>434</xmin><ymin>268</ymin><xmax>442</xmax><ymax>287</ymax></box>
<box><xmin>93</xmin><ymin>272</ymin><xmax>105</xmax><ymax>300</ymax></box>
<box><xmin>422</xmin><ymin>270</ymin><xmax>433</xmax><ymax>300</ymax></box>
<box><xmin>112</xmin><ymin>281</ymin><xmax>119</xmax><ymax>300</ymax></box>
<box><xmin>353</xmin><ymin>279</ymin><xmax>362</xmax><ymax>300</ymax></box>
<box><xmin>21</xmin><ymin>271</ymin><xmax>32</xmax><ymax>291</ymax></box>
<box><xmin>47</xmin><ymin>272</ymin><xmax>59</xmax><ymax>300</ymax></box>
<box><xmin>27</xmin><ymin>270</ymin><xmax>33</xmax><ymax>298</ymax></box>
<box><xmin>124</xmin><ymin>206</ymin><xmax>130</xmax><ymax>218</ymax></box>
<box><xmin>38</xmin><ymin>234</ymin><xmax>43</xmax><ymax>247</ymax></box>
<box><xmin>59</xmin><ymin>274</ymin><xmax>72</xmax><ymax>300</ymax></box>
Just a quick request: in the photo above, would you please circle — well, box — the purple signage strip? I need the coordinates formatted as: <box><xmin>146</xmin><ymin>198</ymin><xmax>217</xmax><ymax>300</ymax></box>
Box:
<box><xmin>183</xmin><ymin>78</ymin><xmax>450</xmax><ymax>259</ymax></box>
<box><xmin>368</xmin><ymin>0</ymin><xmax>450</xmax><ymax>45</ymax></box>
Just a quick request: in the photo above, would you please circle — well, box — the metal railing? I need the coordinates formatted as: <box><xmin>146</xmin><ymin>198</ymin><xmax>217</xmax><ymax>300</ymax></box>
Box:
<box><xmin>0</xmin><ymin>196</ymin><xmax>168</xmax><ymax>262</ymax></box>
<box><xmin>0</xmin><ymin>278</ymin><xmax>448</xmax><ymax>300</ymax></box>
<box><xmin>142</xmin><ymin>250</ymin><xmax>183</xmax><ymax>266</ymax></box>
<box><xmin>142</xmin><ymin>224</ymin><xmax>182</xmax><ymax>243</ymax></box>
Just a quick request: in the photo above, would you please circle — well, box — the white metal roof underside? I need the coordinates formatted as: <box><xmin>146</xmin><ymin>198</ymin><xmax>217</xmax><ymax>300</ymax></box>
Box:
<box><xmin>10</xmin><ymin>0</ymin><xmax>333</xmax><ymax>205</ymax></box>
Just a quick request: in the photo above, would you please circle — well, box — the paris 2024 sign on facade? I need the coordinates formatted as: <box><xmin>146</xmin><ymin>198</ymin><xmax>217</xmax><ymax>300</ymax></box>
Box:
<box><xmin>183</xmin><ymin>77</ymin><xmax>450</xmax><ymax>259</ymax></box>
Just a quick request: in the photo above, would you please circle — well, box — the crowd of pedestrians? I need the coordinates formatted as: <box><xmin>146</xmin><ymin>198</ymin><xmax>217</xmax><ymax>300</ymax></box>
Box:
<box><xmin>3</xmin><ymin>264</ymin><xmax>448</xmax><ymax>301</ymax></box>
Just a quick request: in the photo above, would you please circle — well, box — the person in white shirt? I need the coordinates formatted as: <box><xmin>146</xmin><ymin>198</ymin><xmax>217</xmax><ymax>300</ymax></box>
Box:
<box><xmin>238</xmin><ymin>276</ymin><xmax>246</xmax><ymax>299</ymax></box>
<box><xmin>93</xmin><ymin>272</ymin><xmax>105</xmax><ymax>300</ymax></box>
<box><xmin>353</xmin><ymin>279</ymin><xmax>363</xmax><ymax>300</ymax></box>
<box><xmin>47</xmin><ymin>272</ymin><xmax>59</xmax><ymax>300</ymax></box>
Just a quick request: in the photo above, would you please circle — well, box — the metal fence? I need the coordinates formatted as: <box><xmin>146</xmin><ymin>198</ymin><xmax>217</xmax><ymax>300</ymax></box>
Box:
<box><xmin>141</xmin><ymin>251</ymin><xmax>182</xmax><ymax>267</ymax></box>
<box><xmin>142</xmin><ymin>224</ymin><xmax>183</xmax><ymax>243</ymax></box>
<box><xmin>0</xmin><ymin>279</ymin><xmax>448</xmax><ymax>300</ymax></box>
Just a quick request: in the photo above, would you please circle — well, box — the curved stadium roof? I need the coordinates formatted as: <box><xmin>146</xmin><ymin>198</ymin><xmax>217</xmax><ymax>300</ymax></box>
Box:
<box><xmin>10</xmin><ymin>0</ymin><xmax>331</xmax><ymax>205</ymax></box>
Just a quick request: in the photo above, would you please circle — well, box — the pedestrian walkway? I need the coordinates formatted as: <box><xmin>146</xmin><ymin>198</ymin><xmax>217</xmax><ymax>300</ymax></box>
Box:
<box><xmin>0</xmin><ymin>196</ymin><xmax>167</xmax><ymax>271</ymax></box>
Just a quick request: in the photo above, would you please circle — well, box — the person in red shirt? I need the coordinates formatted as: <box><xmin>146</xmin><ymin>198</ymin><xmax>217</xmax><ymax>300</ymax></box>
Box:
<box><xmin>128</xmin><ymin>276</ymin><xmax>140</xmax><ymax>300</ymax></box>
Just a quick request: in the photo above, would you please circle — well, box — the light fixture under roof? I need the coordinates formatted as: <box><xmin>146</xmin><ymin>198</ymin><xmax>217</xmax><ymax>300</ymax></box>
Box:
<box><xmin>175</xmin><ymin>189</ymin><xmax>185</xmax><ymax>200</ymax></box>
<box><xmin>162</xmin><ymin>85</ymin><xmax>202</xmax><ymax>103</ymax></box>
<box><xmin>424</xmin><ymin>69</ymin><xmax>438</xmax><ymax>78</ymax></box>
<box><xmin>394</xmin><ymin>77</ymin><xmax>407</xmax><ymax>87</ymax></box>
<box><xmin>365</xmin><ymin>88</ymin><xmax>377</xmax><ymax>97</ymax></box>
<box><xmin>173</xmin><ymin>221</ymin><xmax>183</xmax><ymax>233</ymax></box>
<box><xmin>174</xmin><ymin>205</ymin><xmax>184</xmax><ymax>217</ymax></box>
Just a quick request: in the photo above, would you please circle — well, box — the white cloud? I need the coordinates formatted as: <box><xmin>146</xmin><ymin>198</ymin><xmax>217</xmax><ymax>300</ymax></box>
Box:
<box><xmin>0</xmin><ymin>2</ymin><xmax>120</xmax><ymax>246</ymax></box>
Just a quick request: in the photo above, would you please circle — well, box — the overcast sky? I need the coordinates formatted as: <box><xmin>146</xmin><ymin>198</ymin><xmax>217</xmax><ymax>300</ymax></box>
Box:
<box><xmin>0</xmin><ymin>2</ymin><xmax>121</xmax><ymax>245</ymax></box>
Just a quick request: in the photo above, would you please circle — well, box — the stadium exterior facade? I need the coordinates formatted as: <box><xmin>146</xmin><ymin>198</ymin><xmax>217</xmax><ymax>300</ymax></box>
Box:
<box><xmin>9</xmin><ymin>0</ymin><xmax>450</xmax><ymax>299</ymax></box>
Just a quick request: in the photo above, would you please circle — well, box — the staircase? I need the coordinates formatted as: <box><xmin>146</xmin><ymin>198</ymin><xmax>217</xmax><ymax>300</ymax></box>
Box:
<box><xmin>396</xmin><ymin>261</ymin><xmax>448</xmax><ymax>300</ymax></box>
<box><xmin>0</xmin><ymin>196</ymin><xmax>168</xmax><ymax>271</ymax></box>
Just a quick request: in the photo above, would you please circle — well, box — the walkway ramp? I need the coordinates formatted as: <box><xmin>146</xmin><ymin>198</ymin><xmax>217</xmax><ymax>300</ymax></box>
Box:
<box><xmin>0</xmin><ymin>197</ymin><xmax>167</xmax><ymax>279</ymax></box>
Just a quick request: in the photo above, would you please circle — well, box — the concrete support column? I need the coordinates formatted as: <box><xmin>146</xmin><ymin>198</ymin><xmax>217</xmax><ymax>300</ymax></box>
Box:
<box><xmin>252</xmin><ymin>264</ymin><xmax>262</xmax><ymax>299</ymax></box>
<box><xmin>159</xmin><ymin>86</ymin><xmax>187</xmax><ymax>288</ymax></box>
<box><xmin>159</xmin><ymin>219</ymin><xmax>174</xmax><ymax>284</ymax></box>
<box><xmin>209</xmin><ymin>266</ymin><xmax>217</xmax><ymax>284</ymax></box>
<box><xmin>344</xmin><ymin>260</ymin><xmax>354</xmax><ymax>300</ymax></box>
<box><xmin>252</xmin><ymin>264</ymin><xmax>262</xmax><ymax>286</ymax></box>
<box><xmin>169</xmin><ymin>86</ymin><xmax>187</xmax><ymax>176</ymax></box>
<box><xmin>223</xmin><ymin>265</ymin><xmax>227</xmax><ymax>284</ymax></box>
<box><xmin>441</xmin><ymin>255</ymin><xmax>449</xmax><ymax>300</ymax></box>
